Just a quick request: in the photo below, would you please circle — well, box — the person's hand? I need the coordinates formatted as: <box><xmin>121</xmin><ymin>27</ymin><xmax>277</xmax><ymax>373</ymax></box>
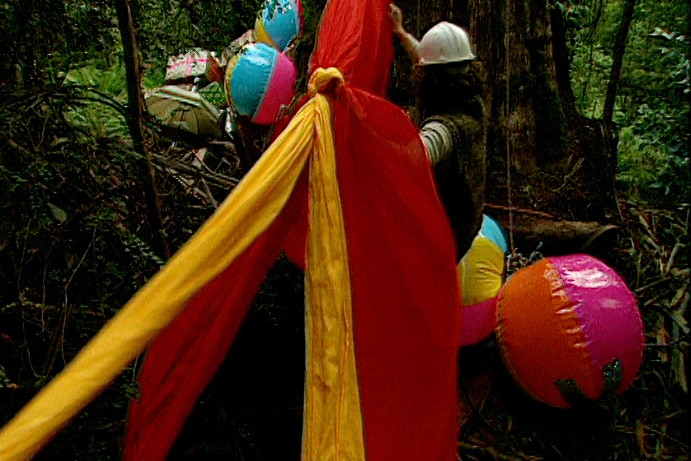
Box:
<box><xmin>389</xmin><ymin>4</ymin><xmax>405</xmax><ymax>35</ymax></box>
<box><xmin>389</xmin><ymin>3</ymin><xmax>421</xmax><ymax>62</ymax></box>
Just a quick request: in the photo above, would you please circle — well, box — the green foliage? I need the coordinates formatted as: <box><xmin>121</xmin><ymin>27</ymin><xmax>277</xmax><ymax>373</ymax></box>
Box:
<box><xmin>135</xmin><ymin>0</ymin><xmax>264</xmax><ymax>84</ymax></box>
<box><xmin>62</xmin><ymin>61</ymin><xmax>131</xmax><ymax>139</ymax></box>
<box><xmin>564</xmin><ymin>0</ymin><xmax>690</xmax><ymax>207</ymax></box>
<box><xmin>64</xmin><ymin>0</ymin><xmax>122</xmax><ymax>58</ymax></box>
<box><xmin>0</xmin><ymin>81</ymin><xmax>164</xmax><ymax>459</ymax></box>
<box><xmin>617</xmin><ymin>104</ymin><xmax>690</xmax><ymax>204</ymax></box>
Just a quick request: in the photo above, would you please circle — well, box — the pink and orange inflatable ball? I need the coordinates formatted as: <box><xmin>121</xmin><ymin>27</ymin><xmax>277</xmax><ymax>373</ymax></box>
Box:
<box><xmin>496</xmin><ymin>254</ymin><xmax>645</xmax><ymax>408</ymax></box>
<box><xmin>224</xmin><ymin>42</ymin><xmax>298</xmax><ymax>125</ymax></box>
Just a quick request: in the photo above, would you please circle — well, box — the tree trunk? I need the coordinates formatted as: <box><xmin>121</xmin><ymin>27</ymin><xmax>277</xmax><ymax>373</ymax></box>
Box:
<box><xmin>114</xmin><ymin>0</ymin><xmax>169</xmax><ymax>258</ymax></box>
<box><xmin>604</xmin><ymin>0</ymin><xmax>636</xmax><ymax>144</ymax></box>
<box><xmin>392</xmin><ymin>0</ymin><xmax>620</xmax><ymax>255</ymax></box>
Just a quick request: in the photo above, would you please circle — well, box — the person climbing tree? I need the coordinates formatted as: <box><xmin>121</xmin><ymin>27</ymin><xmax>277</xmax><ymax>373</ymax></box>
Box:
<box><xmin>391</xmin><ymin>3</ymin><xmax>487</xmax><ymax>261</ymax></box>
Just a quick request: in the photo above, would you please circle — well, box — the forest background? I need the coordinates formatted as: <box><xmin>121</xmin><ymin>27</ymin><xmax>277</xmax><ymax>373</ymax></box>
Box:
<box><xmin>0</xmin><ymin>0</ymin><xmax>688</xmax><ymax>459</ymax></box>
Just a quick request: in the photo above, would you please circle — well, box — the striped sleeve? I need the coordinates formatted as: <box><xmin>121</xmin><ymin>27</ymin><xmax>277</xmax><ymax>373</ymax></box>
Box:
<box><xmin>420</xmin><ymin>120</ymin><xmax>454</xmax><ymax>165</ymax></box>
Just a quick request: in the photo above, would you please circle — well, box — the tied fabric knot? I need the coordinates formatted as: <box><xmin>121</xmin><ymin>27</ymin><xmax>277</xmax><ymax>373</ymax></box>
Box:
<box><xmin>308</xmin><ymin>67</ymin><xmax>345</xmax><ymax>97</ymax></box>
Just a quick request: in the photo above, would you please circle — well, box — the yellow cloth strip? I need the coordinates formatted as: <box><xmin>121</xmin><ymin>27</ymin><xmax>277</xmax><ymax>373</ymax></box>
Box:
<box><xmin>302</xmin><ymin>69</ymin><xmax>366</xmax><ymax>460</ymax></box>
<box><xmin>0</xmin><ymin>100</ymin><xmax>317</xmax><ymax>461</ymax></box>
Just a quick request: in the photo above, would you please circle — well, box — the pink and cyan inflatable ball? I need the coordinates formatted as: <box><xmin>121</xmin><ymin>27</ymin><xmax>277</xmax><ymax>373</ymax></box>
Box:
<box><xmin>254</xmin><ymin>0</ymin><xmax>304</xmax><ymax>51</ymax></box>
<box><xmin>225</xmin><ymin>42</ymin><xmax>297</xmax><ymax>125</ymax></box>
<box><xmin>496</xmin><ymin>254</ymin><xmax>645</xmax><ymax>408</ymax></box>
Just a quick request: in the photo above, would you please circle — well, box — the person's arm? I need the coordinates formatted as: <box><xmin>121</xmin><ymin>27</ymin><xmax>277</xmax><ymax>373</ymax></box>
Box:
<box><xmin>420</xmin><ymin>121</ymin><xmax>454</xmax><ymax>165</ymax></box>
<box><xmin>390</xmin><ymin>4</ymin><xmax>422</xmax><ymax>64</ymax></box>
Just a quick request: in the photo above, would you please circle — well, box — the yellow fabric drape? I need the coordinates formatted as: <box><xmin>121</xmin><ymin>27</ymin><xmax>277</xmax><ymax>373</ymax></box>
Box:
<box><xmin>0</xmin><ymin>67</ymin><xmax>366</xmax><ymax>461</ymax></box>
<box><xmin>0</xmin><ymin>95</ymin><xmax>317</xmax><ymax>461</ymax></box>
<box><xmin>302</xmin><ymin>69</ymin><xmax>366</xmax><ymax>460</ymax></box>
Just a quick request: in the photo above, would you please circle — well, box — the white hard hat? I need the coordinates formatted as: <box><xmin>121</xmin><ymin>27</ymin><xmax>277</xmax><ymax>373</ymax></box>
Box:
<box><xmin>418</xmin><ymin>21</ymin><xmax>476</xmax><ymax>65</ymax></box>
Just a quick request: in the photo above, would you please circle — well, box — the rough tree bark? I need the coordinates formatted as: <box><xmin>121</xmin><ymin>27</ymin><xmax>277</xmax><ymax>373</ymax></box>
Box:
<box><xmin>392</xmin><ymin>0</ymin><xmax>621</xmax><ymax>256</ymax></box>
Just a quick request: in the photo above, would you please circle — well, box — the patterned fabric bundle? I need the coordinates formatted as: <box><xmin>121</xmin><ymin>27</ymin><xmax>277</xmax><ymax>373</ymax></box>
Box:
<box><xmin>165</xmin><ymin>48</ymin><xmax>224</xmax><ymax>84</ymax></box>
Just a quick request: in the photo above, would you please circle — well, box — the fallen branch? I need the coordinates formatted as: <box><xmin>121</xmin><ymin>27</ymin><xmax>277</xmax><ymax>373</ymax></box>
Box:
<box><xmin>486</xmin><ymin>208</ymin><xmax>619</xmax><ymax>256</ymax></box>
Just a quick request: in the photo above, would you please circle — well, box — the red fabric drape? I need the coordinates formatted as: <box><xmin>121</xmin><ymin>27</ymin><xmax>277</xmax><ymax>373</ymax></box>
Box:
<box><xmin>333</xmin><ymin>87</ymin><xmax>461</xmax><ymax>460</ymax></box>
<box><xmin>280</xmin><ymin>0</ymin><xmax>464</xmax><ymax>457</ymax></box>
<box><xmin>282</xmin><ymin>0</ymin><xmax>395</xmax><ymax>267</ymax></box>
<box><xmin>310</xmin><ymin>0</ymin><xmax>393</xmax><ymax>95</ymax></box>
<box><xmin>123</xmin><ymin>174</ymin><xmax>308</xmax><ymax>461</ymax></box>
<box><xmin>126</xmin><ymin>0</ymin><xmax>462</xmax><ymax>458</ymax></box>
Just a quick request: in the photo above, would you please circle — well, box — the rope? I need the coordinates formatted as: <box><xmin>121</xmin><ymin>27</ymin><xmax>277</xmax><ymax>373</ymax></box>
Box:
<box><xmin>504</xmin><ymin>2</ymin><xmax>515</xmax><ymax>258</ymax></box>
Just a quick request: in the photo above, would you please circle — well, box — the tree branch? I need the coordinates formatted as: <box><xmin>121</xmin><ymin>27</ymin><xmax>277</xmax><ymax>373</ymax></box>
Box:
<box><xmin>114</xmin><ymin>0</ymin><xmax>169</xmax><ymax>258</ymax></box>
<box><xmin>604</xmin><ymin>0</ymin><xmax>636</xmax><ymax>141</ymax></box>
